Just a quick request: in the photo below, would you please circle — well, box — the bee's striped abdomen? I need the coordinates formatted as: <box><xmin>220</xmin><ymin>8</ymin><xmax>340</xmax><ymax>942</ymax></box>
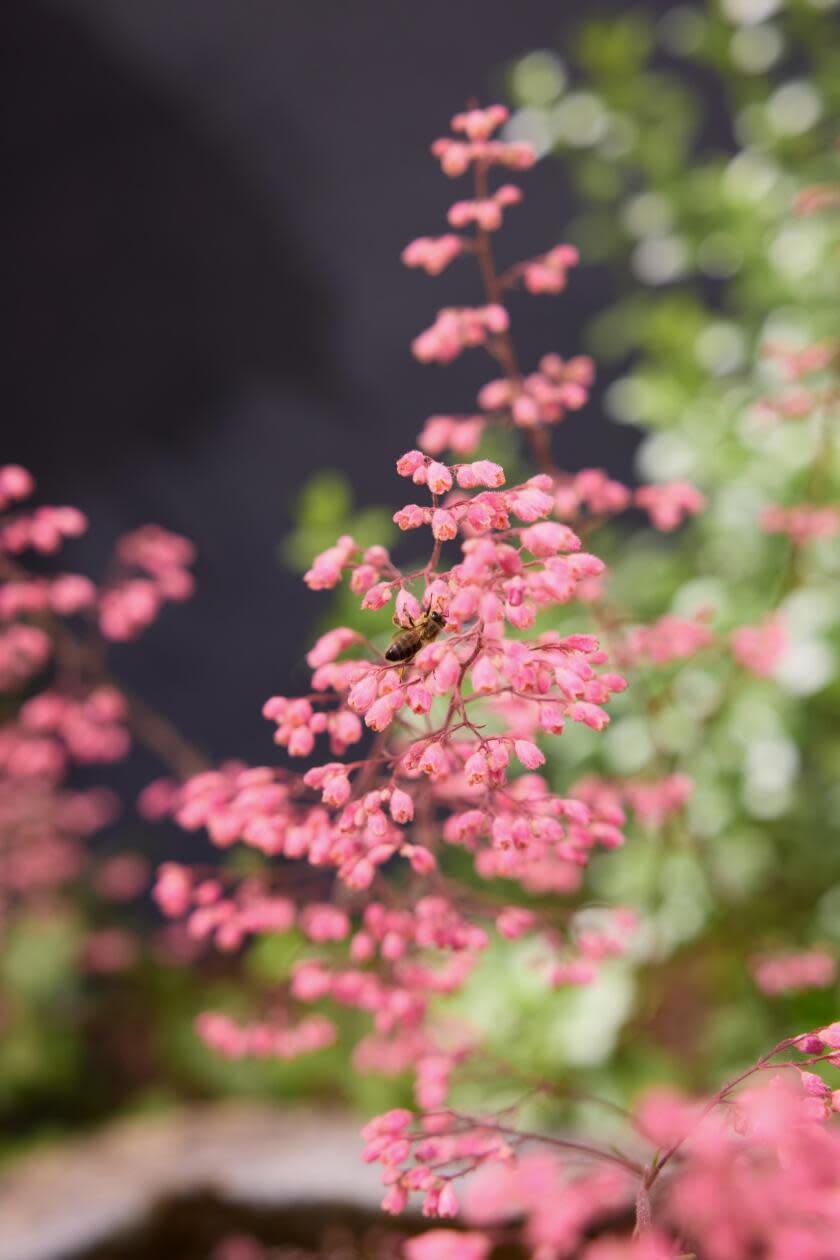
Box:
<box><xmin>385</xmin><ymin>631</ymin><xmax>420</xmax><ymax>663</ymax></box>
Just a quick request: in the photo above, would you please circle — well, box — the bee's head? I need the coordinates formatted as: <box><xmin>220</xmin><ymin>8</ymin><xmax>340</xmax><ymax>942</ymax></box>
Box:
<box><xmin>429</xmin><ymin>610</ymin><xmax>446</xmax><ymax>627</ymax></box>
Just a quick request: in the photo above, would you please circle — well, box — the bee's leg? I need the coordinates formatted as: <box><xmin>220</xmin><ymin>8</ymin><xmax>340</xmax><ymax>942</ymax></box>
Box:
<box><xmin>392</xmin><ymin>612</ymin><xmax>416</xmax><ymax>628</ymax></box>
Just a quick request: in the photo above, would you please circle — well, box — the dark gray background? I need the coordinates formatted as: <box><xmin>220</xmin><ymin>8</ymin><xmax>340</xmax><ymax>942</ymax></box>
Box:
<box><xmin>4</xmin><ymin>1</ymin><xmax>645</xmax><ymax>766</ymax></box>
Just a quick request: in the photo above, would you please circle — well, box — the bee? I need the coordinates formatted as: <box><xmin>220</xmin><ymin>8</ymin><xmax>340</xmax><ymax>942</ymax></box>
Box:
<box><xmin>385</xmin><ymin>608</ymin><xmax>447</xmax><ymax>664</ymax></box>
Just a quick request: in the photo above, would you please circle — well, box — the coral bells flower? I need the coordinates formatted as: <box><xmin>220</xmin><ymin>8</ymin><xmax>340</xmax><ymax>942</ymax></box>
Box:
<box><xmin>451</xmin><ymin>104</ymin><xmax>509</xmax><ymax>141</ymax></box>
<box><xmin>448</xmin><ymin>184</ymin><xmax>522</xmax><ymax>233</ymax></box>
<box><xmin>405</xmin><ymin>1231</ymin><xmax>490</xmax><ymax>1260</ymax></box>
<box><xmin>431</xmin><ymin>105</ymin><xmax>535</xmax><ymax>178</ymax></box>
<box><xmin>479</xmin><ymin>354</ymin><xmax>593</xmax><ymax>429</ymax></box>
<box><xmin>466</xmin><ymin>1154</ymin><xmax>634</xmax><ymax>1257</ymax></box>
<box><xmin>402</xmin><ymin>235</ymin><xmax>463</xmax><ymax>276</ymax></box>
<box><xmin>555</xmin><ymin>469</ymin><xmax>631</xmax><ymax>520</ymax></box>
<box><xmin>1</xmin><ymin>504</ymin><xmax>88</xmax><ymax>555</ymax></box>
<box><xmin>0</xmin><ymin>624</ymin><xmax>52</xmax><ymax>692</ymax></box>
<box><xmin>418</xmin><ymin>415</ymin><xmax>486</xmax><ymax>457</ymax></box>
<box><xmin>762</xmin><ymin>339</ymin><xmax>838</xmax><ymax>380</ymax></box>
<box><xmin>0</xmin><ymin>464</ymin><xmax>36</xmax><ymax>511</ymax></box>
<box><xmin>455</xmin><ymin>461</ymin><xmax>505</xmax><ymax>489</ymax></box>
<box><xmin>137</xmin><ymin>103</ymin><xmax>840</xmax><ymax>1260</ymax></box>
<box><xmin>760</xmin><ymin>503</ymin><xmax>840</xmax><ymax>545</ymax></box>
<box><xmin>412</xmin><ymin>306</ymin><xmax>510</xmax><ymax>365</ymax></box>
<box><xmin>635</xmin><ymin>481</ymin><xmax>706</xmax><ymax>532</ymax></box>
<box><xmin>304</xmin><ymin>534</ymin><xmax>357</xmax><ymax>589</ymax></box>
<box><xmin>196</xmin><ymin>1010</ymin><xmax>336</xmax><ymax>1061</ymax></box>
<box><xmin>751</xmin><ymin>950</ymin><xmax>836</xmax><ymax>996</ymax></box>
<box><xmin>95</xmin><ymin>525</ymin><xmax>196</xmax><ymax>640</ymax></box>
<box><xmin>152</xmin><ymin>105</ymin><xmax>660</xmax><ymax>1235</ymax></box>
<box><xmin>426</xmin><ymin>461</ymin><xmax>454</xmax><ymax>495</ymax></box>
<box><xmin>521</xmin><ymin>244</ymin><xmax>580</xmax><ymax>295</ymax></box>
<box><xmin>730</xmin><ymin>614</ymin><xmax>787</xmax><ymax>678</ymax></box>
<box><xmin>575</xmin><ymin>774</ymin><xmax>693</xmax><ymax>831</ymax></box>
<box><xmin>661</xmin><ymin>1077</ymin><xmax>840</xmax><ymax>1256</ymax></box>
<box><xmin>625</xmin><ymin>614</ymin><xmax>714</xmax><ymax>665</ymax></box>
<box><xmin>160</xmin><ymin>445</ymin><xmax>629</xmax><ymax>1117</ymax></box>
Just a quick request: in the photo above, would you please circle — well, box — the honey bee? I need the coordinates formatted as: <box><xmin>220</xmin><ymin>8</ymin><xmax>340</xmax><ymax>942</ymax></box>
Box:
<box><xmin>385</xmin><ymin>608</ymin><xmax>447</xmax><ymax>664</ymax></box>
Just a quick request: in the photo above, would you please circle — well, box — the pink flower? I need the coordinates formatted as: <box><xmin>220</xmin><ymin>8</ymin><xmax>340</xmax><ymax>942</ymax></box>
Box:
<box><xmin>760</xmin><ymin>503</ymin><xmax>840</xmax><ymax>545</ymax></box>
<box><xmin>522</xmin><ymin>244</ymin><xmax>579</xmax><ymax>295</ymax></box>
<box><xmin>402</xmin><ymin>235</ymin><xmax>463</xmax><ymax>276</ymax></box>
<box><xmin>451</xmin><ymin>104</ymin><xmax>509</xmax><ymax>141</ymax></box>
<box><xmin>153</xmin><ymin>862</ymin><xmax>193</xmax><ymax>918</ymax></box>
<box><xmin>418</xmin><ymin>415</ymin><xmax>485</xmax><ymax>457</ymax></box>
<box><xmin>412</xmin><ymin>306</ymin><xmax>510</xmax><ymax>365</ymax></box>
<box><xmin>583</xmin><ymin>1232</ymin><xmax>678</xmax><ymax>1260</ymax></box>
<box><xmin>306</xmin><ymin>627</ymin><xmax>359</xmax><ymax>668</ymax></box>
<box><xmin>397</xmin><ymin>450</ymin><xmax>427</xmax><ymax>477</ymax></box>
<box><xmin>390</xmin><ymin>788</ymin><xmax>415</xmax><ymax>824</ymax></box>
<box><xmin>0</xmin><ymin>464</ymin><xmax>35</xmax><ymax>505</ymax></box>
<box><xmin>365</xmin><ymin>692</ymin><xmax>403</xmax><ymax>732</ymax></box>
<box><xmin>418</xmin><ymin>742</ymin><xmax>448</xmax><ymax>778</ymax></box>
<box><xmin>394</xmin><ymin>503</ymin><xmax>432</xmax><ymax>531</ymax></box>
<box><xmin>497</xmin><ymin>907</ymin><xmax>536</xmax><ymax>939</ymax></box>
<box><xmin>406</xmin><ymin>682</ymin><xmax>433</xmax><ymax>713</ymax></box>
<box><xmin>514</xmin><ymin>739</ymin><xmax>545</xmax><ymax>770</ymax></box>
<box><xmin>635</xmin><ymin>1087</ymin><xmax>699</xmax><ymax>1147</ymax></box>
<box><xmin>300</xmin><ymin>904</ymin><xmax>350</xmax><ymax>942</ymax></box>
<box><xmin>405</xmin><ymin>1231</ymin><xmax>490</xmax><ymax>1260</ymax></box>
<box><xmin>456</xmin><ymin>460</ymin><xmax>505</xmax><ymax>489</ymax></box>
<box><xmin>432</xmin><ymin>509</ymin><xmax>458</xmax><ymax>541</ymax></box>
<box><xmin>520</xmin><ymin>521</ymin><xmax>581</xmax><ymax>556</ymax></box>
<box><xmin>436</xmin><ymin>1183</ymin><xmax>459</xmax><ymax>1218</ymax></box>
<box><xmin>567</xmin><ymin>701</ymin><xmax>610</xmax><ymax>731</ymax></box>
<box><xmin>49</xmin><ymin>574</ymin><xmax>97</xmax><ymax>614</ymax></box>
<box><xmin>635</xmin><ymin>481</ymin><xmax>706</xmax><ymax>531</ymax></box>
<box><xmin>304</xmin><ymin>535</ymin><xmax>356</xmax><ymax>589</ymax></box>
<box><xmin>426</xmin><ymin>461</ymin><xmax>454</xmax><ymax>495</ymax></box>
<box><xmin>626</xmin><ymin>614</ymin><xmax>714</xmax><ymax>665</ymax></box>
<box><xmin>731</xmin><ymin>615</ymin><xmax>787</xmax><ymax>677</ymax></box>
<box><xmin>361</xmin><ymin>582</ymin><xmax>393</xmax><ymax>610</ymax></box>
<box><xmin>465</xmin><ymin>751</ymin><xmax>489</xmax><ymax>785</ymax></box>
<box><xmin>448</xmin><ymin>188</ymin><xmax>522</xmax><ymax>233</ymax></box>
<box><xmin>752</xmin><ymin>950</ymin><xmax>836</xmax><ymax>996</ymax></box>
<box><xmin>471</xmin><ymin>656</ymin><xmax>499</xmax><ymax>693</ymax></box>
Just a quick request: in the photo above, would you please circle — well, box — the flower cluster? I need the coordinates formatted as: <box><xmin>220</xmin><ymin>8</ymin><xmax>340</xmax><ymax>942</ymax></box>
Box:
<box><xmin>0</xmin><ymin>466</ymin><xmax>197</xmax><ymax>922</ymax></box>
<box><xmin>760</xmin><ymin>503</ymin><xmax>840</xmax><ymax>546</ymax></box>
<box><xmin>145</xmin><ymin>107</ymin><xmax>656</xmax><ymax>1150</ymax></box>
<box><xmin>411</xmin><ymin>305</ymin><xmax>510</xmax><ymax>365</ymax></box>
<box><xmin>430</xmin><ymin>105</ymin><xmax>536</xmax><ymax>178</ymax></box>
<box><xmin>477</xmin><ymin>354</ymin><xmax>593</xmax><ymax>429</ymax></box>
<box><xmin>574</xmin><ymin>773</ymin><xmax>693</xmax><ymax>832</ymax></box>
<box><xmin>0</xmin><ymin>469</ymin><xmax>195</xmax><ymax>647</ymax></box>
<box><xmin>153</xmin><ymin>435</ymin><xmax>636</xmax><ymax>1103</ymax></box>
<box><xmin>730</xmin><ymin>614</ymin><xmax>787</xmax><ymax>678</ymax></box>
<box><xmin>755</xmin><ymin>338</ymin><xmax>839</xmax><ymax>425</ymax></box>
<box><xmin>399</xmin><ymin>1034</ymin><xmax>840</xmax><ymax>1258</ymax></box>
<box><xmin>634</xmin><ymin>481</ymin><xmax>707</xmax><ymax>533</ymax></box>
<box><xmin>150</xmin><ymin>105</ymin><xmax>840</xmax><ymax>1257</ymax></box>
<box><xmin>99</xmin><ymin>525</ymin><xmax>196</xmax><ymax>640</ymax></box>
<box><xmin>195</xmin><ymin>1009</ymin><xmax>336</xmax><ymax>1061</ymax></box>
<box><xmin>751</xmin><ymin>950</ymin><xmax>837</xmax><ymax>997</ymax></box>
<box><xmin>623</xmin><ymin>614</ymin><xmax>715</xmax><ymax>667</ymax></box>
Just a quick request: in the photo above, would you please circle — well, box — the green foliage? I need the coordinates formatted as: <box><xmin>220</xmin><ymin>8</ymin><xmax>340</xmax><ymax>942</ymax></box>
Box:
<box><xmin>282</xmin><ymin>469</ymin><xmax>396</xmax><ymax>571</ymax></box>
<box><xmin>465</xmin><ymin>0</ymin><xmax>840</xmax><ymax>1101</ymax></box>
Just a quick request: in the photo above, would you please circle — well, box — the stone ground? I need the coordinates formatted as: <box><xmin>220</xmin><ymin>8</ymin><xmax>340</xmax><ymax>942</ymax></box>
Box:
<box><xmin>0</xmin><ymin>1104</ymin><xmax>385</xmax><ymax>1260</ymax></box>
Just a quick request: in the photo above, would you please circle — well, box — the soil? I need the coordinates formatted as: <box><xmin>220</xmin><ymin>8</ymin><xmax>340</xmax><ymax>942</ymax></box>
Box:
<box><xmin>76</xmin><ymin>1192</ymin><xmax>413</xmax><ymax>1260</ymax></box>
